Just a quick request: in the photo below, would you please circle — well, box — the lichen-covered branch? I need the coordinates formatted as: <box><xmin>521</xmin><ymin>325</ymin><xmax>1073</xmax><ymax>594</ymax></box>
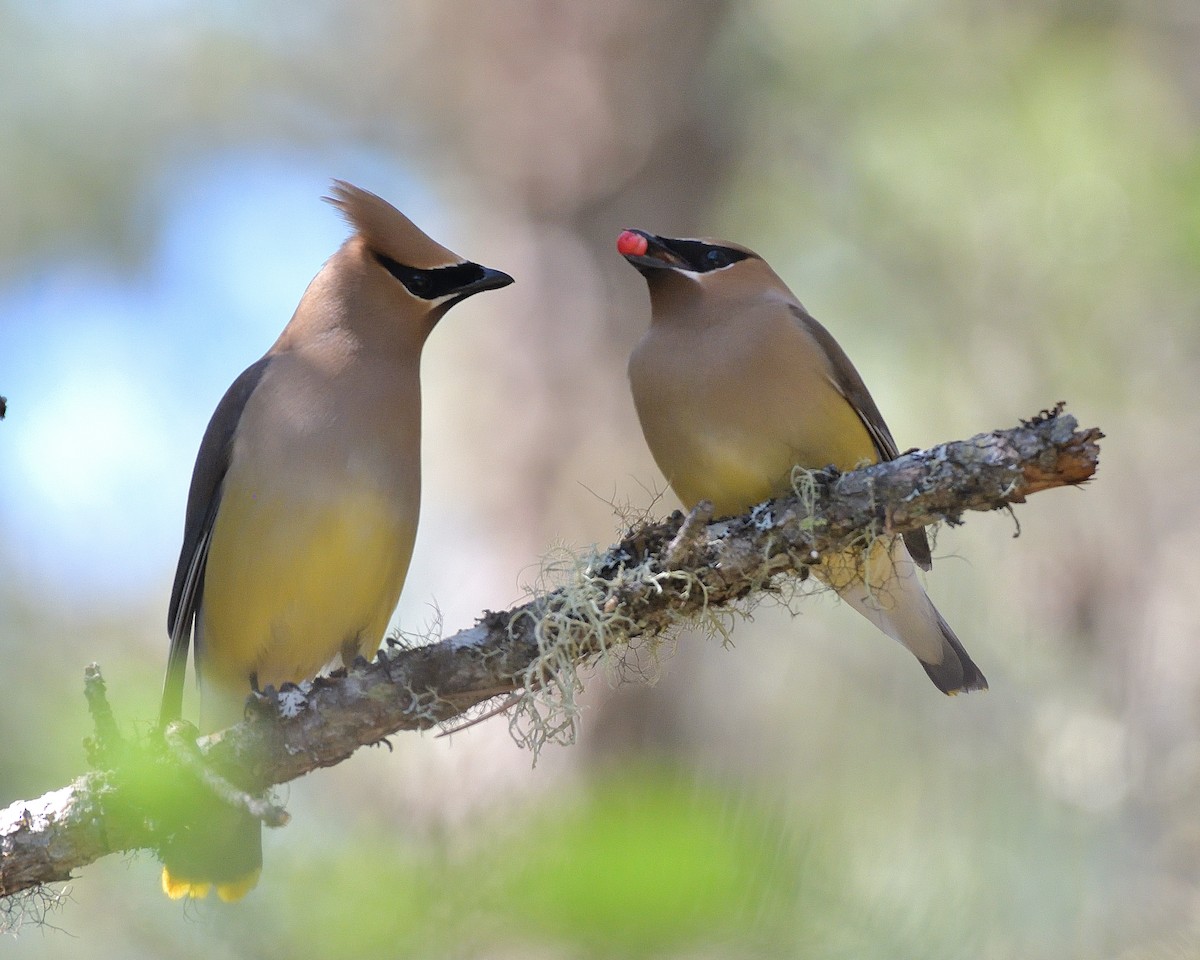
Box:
<box><xmin>0</xmin><ymin>405</ymin><xmax>1102</xmax><ymax>904</ymax></box>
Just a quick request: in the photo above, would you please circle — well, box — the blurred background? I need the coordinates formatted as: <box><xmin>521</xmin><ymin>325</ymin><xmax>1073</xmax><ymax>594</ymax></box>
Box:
<box><xmin>0</xmin><ymin>0</ymin><xmax>1196</xmax><ymax>957</ymax></box>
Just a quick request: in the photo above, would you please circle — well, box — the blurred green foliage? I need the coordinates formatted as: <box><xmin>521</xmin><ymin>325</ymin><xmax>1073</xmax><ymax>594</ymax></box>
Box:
<box><xmin>215</xmin><ymin>768</ymin><xmax>800</xmax><ymax>959</ymax></box>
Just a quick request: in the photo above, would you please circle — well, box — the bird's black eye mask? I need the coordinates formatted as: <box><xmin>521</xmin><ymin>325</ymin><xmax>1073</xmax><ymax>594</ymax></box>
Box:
<box><xmin>373</xmin><ymin>253</ymin><xmax>488</xmax><ymax>301</ymax></box>
<box><xmin>653</xmin><ymin>237</ymin><xmax>754</xmax><ymax>273</ymax></box>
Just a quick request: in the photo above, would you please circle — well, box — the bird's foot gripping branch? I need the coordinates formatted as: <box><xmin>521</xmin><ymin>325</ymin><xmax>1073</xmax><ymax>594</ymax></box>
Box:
<box><xmin>0</xmin><ymin>405</ymin><xmax>1101</xmax><ymax>911</ymax></box>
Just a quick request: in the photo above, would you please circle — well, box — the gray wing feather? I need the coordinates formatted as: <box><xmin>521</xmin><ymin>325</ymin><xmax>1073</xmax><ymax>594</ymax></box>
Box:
<box><xmin>159</xmin><ymin>357</ymin><xmax>271</xmax><ymax>727</ymax></box>
<box><xmin>787</xmin><ymin>304</ymin><xmax>933</xmax><ymax>570</ymax></box>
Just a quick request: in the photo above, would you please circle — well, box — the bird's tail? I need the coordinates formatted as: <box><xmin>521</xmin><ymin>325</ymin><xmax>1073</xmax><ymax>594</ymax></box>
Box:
<box><xmin>161</xmin><ymin>800</ymin><xmax>262</xmax><ymax>902</ymax></box>
<box><xmin>818</xmin><ymin>537</ymin><xmax>988</xmax><ymax>695</ymax></box>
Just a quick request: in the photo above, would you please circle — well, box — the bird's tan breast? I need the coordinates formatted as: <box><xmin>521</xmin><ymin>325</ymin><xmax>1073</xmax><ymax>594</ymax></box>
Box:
<box><xmin>197</xmin><ymin>350</ymin><xmax>421</xmax><ymax>724</ymax></box>
<box><xmin>629</xmin><ymin>308</ymin><xmax>877</xmax><ymax>516</ymax></box>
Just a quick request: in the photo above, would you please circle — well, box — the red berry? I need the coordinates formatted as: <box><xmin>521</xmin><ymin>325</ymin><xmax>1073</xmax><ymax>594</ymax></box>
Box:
<box><xmin>617</xmin><ymin>230</ymin><xmax>649</xmax><ymax>257</ymax></box>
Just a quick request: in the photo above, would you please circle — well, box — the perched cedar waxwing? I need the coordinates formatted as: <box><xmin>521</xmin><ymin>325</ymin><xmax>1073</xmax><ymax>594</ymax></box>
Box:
<box><xmin>618</xmin><ymin>229</ymin><xmax>985</xmax><ymax>695</ymax></box>
<box><xmin>158</xmin><ymin>182</ymin><xmax>513</xmax><ymax>901</ymax></box>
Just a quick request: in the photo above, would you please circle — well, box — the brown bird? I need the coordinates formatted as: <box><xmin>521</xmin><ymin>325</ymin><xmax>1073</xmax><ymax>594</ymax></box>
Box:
<box><xmin>158</xmin><ymin>182</ymin><xmax>513</xmax><ymax>901</ymax></box>
<box><xmin>618</xmin><ymin>229</ymin><xmax>985</xmax><ymax>695</ymax></box>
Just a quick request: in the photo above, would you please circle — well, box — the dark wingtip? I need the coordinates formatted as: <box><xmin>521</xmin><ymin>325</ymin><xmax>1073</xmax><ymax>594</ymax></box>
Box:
<box><xmin>903</xmin><ymin>529</ymin><xmax>933</xmax><ymax>571</ymax></box>
<box><xmin>923</xmin><ymin>657</ymin><xmax>989</xmax><ymax>696</ymax></box>
<box><xmin>922</xmin><ymin>611</ymin><xmax>988</xmax><ymax>695</ymax></box>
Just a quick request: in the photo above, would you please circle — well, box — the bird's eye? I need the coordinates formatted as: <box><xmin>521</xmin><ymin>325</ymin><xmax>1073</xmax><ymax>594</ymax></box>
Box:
<box><xmin>705</xmin><ymin>249</ymin><xmax>731</xmax><ymax>270</ymax></box>
<box><xmin>374</xmin><ymin>252</ymin><xmax>439</xmax><ymax>299</ymax></box>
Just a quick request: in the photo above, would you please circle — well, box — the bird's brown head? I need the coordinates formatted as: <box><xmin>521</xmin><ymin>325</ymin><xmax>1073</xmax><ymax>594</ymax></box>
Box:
<box><xmin>617</xmin><ymin>229</ymin><xmax>766</xmax><ymax>313</ymax></box>
<box><xmin>322</xmin><ymin>181</ymin><xmax>513</xmax><ymax>339</ymax></box>
<box><xmin>617</xmin><ymin>230</ymin><xmax>758</xmax><ymax>277</ymax></box>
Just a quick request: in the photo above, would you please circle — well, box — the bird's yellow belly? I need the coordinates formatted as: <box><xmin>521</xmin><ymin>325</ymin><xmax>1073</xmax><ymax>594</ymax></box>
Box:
<box><xmin>668</xmin><ymin>441</ymin><xmax>787</xmax><ymax>516</ymax></box>
<box><xmin>198</xmin><ymin>484</ymin><xmax>413</xmax><ymax>721</ymax></box>
<box><xmin>665</xmin><ymin>418</ymin><xmax>870</xmax><ymax>517</ymax></box>
<box><xmin>638</xmin><ymin>359</ymin><xmax>879</xmax><ymax>518</ymax></box>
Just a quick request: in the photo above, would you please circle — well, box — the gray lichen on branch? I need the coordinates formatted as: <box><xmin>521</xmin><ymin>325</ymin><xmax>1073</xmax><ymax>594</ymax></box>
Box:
<box><xmin>0</xmin><ymin>405</ymin><xmax>1102</xmax><ymax>907</ymax></box>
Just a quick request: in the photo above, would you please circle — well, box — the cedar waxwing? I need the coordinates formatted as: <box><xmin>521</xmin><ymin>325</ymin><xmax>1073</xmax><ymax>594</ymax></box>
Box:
<box><xmin>618</xmin><ymin>229</ymin><xmax>985</xmax><ymax>695</ymax></box>
<box><xmin>158</xmin><ymin>182</ymin><xmax>513</xmax><ymax>901</ymax></box>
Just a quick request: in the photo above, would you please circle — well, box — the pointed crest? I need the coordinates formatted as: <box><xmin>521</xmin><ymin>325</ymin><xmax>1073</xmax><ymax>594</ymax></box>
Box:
<box><xmin>325</xmin><ymin>180</ymin><xmax>462</xmax><ymax>270</ymax></box>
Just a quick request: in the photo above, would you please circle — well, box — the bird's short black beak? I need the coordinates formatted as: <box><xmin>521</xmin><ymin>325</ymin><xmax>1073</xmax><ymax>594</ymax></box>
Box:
<box><xmin>460</xmin><ymin>265</ymin><xmax>514</xmax><ymax>295</ymax></box>
<box><xmin>618</xmin><ymin>230</ymin><xmax>689</xmax><ymax>274</ymax></box>
<box><xmin>439</xmin><ymin>264</ymin><xmax>514</xmax><ymax>314</ymax></box>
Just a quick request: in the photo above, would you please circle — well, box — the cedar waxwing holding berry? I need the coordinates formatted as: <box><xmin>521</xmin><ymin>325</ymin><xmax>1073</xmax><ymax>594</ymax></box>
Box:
<box><xmin>618</xmin><ymin>229</ymin><xmax>985</xmax><ymax>695</ymax></box>
<box><xmin>158</xmin><ymin>182</ymin><xmax>513</xmax><ymax>901</ymax></box>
